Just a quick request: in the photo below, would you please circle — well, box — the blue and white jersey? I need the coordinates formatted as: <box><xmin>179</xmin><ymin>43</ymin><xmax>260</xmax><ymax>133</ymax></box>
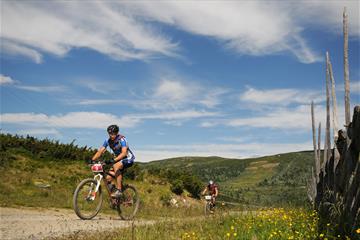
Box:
<box><xmin>102</xmin><ymin>134</ymin><xmax>135</xmax><ymax>161</ymax></box>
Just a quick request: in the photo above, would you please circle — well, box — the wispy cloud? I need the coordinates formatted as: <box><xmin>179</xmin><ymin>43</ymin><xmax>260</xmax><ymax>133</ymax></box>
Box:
<box><xmin>119</xmin><ymin>1</ymin><xmax>359</xmax><ymax>63</ymax></box>
<box><xmin>1</xmin><ymin>74</ymin><xmax>67</xmax><ymax>93</ymax></box>
<box><xmin>201</xmin><ymin>103</ymin><xmax>349</xmax><ymax>132</ymax></box>
<box><xmin>1</xmin><ymin>110</ymin><xmax>219</xmax><ymax>130</ymax></box>
<box><xmin>154</xmin><ymin>79</ymin><xmax>193</xmax><ymax>102</ymax></box>
<box><xmin>75</xmin><ymin>78</ymin><xmax>119</xmax><ymax>94</ymax></box>
<box><xmin>351</xmin><ymin>81</ymin><xmax>360</xmax><ymax>93</ymax></box>
<box><xmin>239</xmin><ymin>86</ymin><xmax>324</xmax><ymax>106</ymax></box>
<box><xmin>75</xmin><ymin>78</ymin><xmax>228</xmax><ymax>110</ymax></box>
<box><xmin>15</xmin><ymin>85</ymin><xmax>67</xmax><ymax>93</ymax></box>
<box><xmin>1</xmin><ymin>1</ymin><xmax>178</xmax><ymax>63</ymax></box>
<box><xmin>3</xmin><ymin>1</ymin><xmax>358</xmax><ymax>64</ymax></box>
<box><xmin>226</xmin><ymin>105</ymin><xmax>323</xmax><ymax>130</ymax></box>
<box><xmin>0</xmin><ymin>112</ymin><xmax>136</xmax><ymax>129</ymax></box>
<box><xmin>0</xmin><ymin>74</ymin><xmax>17</xmax><ymax>85</ymax></box>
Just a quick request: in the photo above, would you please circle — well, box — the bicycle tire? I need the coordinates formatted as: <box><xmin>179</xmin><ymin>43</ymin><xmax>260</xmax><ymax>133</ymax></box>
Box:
<box><xmin>204</xmin><ymin>201</ymin><xmax>211</xmax><ymax>216</ymax></box>
<box><xmin>73</xmin><ymin>178</ymin><xmax>103</xmax><ymax>220</ymax></box>
<box><xmin>117</xmin><ymin>184</ymin><xmax>140</xmax><ymax>220</ymax></box>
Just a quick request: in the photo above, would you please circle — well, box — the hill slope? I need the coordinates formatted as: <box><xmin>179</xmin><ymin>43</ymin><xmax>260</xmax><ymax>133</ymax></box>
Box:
<box><xmin>142</xmin><ymin>151</ymin><xmax>315</xmax><ymax>206</ymax></box>
<box><xmin>0</xmin><ymin>133</ymin><xmax>315</xmax><ymax>209</ymax></box>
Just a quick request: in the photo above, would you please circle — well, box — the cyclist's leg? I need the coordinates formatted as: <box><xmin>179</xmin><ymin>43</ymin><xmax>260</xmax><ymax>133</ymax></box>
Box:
<box><xmin>211</xmin><ymin>196</ymin><xmax>216</xmax><ymax>206</ymax></box>
<box><xmin>106</xmin><ymin>167</ymin><xmax>115</xmax><ymax>183</ymax></box>
<box><xmin>113</xmin><ymin>161</ymin><xmax>124</xmax><ymax>191</ymax></box>
<box><xmin>113</xmin><ymin>159</ymin><xmax>134</xmax><ymax>191</ymax></box>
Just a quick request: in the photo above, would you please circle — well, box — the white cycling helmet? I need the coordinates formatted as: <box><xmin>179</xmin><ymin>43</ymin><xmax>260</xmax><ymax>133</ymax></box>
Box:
<box><xmin>209</xmin><ymin>180</ymin><xmax>214</xmax><ymax>185</ymax></box>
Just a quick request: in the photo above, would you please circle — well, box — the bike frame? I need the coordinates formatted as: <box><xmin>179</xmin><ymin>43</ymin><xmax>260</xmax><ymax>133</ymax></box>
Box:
<box><xmin>90</xmin><ymin>162</ymin><xmax>123</xmax><ymax>201</ymax></box>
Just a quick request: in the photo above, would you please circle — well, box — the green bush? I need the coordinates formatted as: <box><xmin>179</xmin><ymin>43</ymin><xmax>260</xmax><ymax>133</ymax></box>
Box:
<box><xmin>170</xmin><ymin>180</ymin><xmax>184</xmax><ymax>195</ymax></box>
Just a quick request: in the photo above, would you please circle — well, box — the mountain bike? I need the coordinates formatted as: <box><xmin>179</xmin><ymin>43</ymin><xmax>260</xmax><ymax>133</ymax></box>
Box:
<box><xmin>204</xmin><ymin>195</ymin><xmax>215</xmax><ymax>215</ymax></box>
<box><xmin>73</xmin><ymin>160</ymin><xmax>140</xmax><ymax>220</ymax></box>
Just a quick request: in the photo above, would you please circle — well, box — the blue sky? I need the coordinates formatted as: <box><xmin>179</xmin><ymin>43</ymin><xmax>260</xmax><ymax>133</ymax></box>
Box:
<box><xmin>1</xmin><ymin>1</ymin><xmax>359</xmax><ymax>162</ymax></box>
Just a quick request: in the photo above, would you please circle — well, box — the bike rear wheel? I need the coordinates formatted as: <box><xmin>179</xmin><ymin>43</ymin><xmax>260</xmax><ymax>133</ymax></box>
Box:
<box><xmin>73</xmin><ymin>178</ymin><xmax>103</xmax><ymax>220</ymax></box>
<box><xmin>117</xmin><ymin>184</ymin><xmax>140</xmax><ymax>220</ymax></box>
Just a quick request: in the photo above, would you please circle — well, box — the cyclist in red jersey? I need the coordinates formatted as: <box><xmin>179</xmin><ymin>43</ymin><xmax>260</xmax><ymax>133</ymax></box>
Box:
<box><xmin>202</xmin><ymin>180</ymin><xmax>218</xmax><ymax>209</ymax></box>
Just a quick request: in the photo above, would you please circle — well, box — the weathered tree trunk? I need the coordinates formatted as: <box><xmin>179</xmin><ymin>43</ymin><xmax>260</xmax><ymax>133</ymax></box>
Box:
<box><xmin>324</xmin><ymin>52</ymin><xmax>331</xmax><ymax>169</ymax></box>
<box><xmin>343</xmin><ymin>7</ymin><xmax>350</xmax><ymax>129</ymax></box>
<box><xmin>327</xmin><ymin>53</ymin><xmax>340</xmax><ymax>170</ymax></box>
<box><xmin>311</xmin><ymin>101</ymin><xmax>320</xmax><ymax>183</ymax></box>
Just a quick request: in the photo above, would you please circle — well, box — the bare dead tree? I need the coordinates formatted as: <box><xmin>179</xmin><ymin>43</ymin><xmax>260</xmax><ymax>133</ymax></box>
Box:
<box><xmin>327</xmin><ymin>53</ymin><xmax>340</xmax><ymax>169</ymax></box>
<box><xmin>324</xmin><ymin>52</ymin><xmax>331</xmax><ymax>168</ymax></box>
<box><xmin>343</xmin><ymin>7</ymin><xmax>350</xmax><ymax>129</ymax></box>
<box><xmin>311</xmin><ymin>101</ymin><xmax>320</xmax><ymax>183</ymax></box>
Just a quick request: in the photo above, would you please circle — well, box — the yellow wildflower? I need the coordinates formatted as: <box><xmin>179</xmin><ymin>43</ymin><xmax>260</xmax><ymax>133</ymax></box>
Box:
<box><xmin>226</xmin><ymin>233</ymin><xmax>230</xmax><ymax>237</ymax></box>
<box><xmin>356</xmin><ymin>228</ymin><xmax>360</xmax><ymax>234</ymax></box>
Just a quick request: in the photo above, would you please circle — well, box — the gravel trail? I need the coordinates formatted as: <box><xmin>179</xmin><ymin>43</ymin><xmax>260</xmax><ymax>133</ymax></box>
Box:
<box><xmin>0</xmin><ymin>207</ymin><xmax>152</xmax><ymax>240</ymax></box>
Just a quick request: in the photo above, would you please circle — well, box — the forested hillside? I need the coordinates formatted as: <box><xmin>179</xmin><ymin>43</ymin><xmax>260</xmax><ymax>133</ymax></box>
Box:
<box><xmin>143</xmin><ymin>152</ymin><xmax>314</xmax><ymax>206</ymax></box>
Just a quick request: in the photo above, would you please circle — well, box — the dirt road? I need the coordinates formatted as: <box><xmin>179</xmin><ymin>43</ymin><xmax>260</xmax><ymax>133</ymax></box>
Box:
<box><xmin>0</xmin><ymin>207</ymin><xmax>152</xmax><ymax>240</ymax></box>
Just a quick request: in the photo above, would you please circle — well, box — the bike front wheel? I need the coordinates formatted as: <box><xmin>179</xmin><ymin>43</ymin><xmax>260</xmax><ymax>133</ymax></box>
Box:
<box><xmin>204</xmin><ymin>201</ymin><xmax>212</xmax><ymax>216</ymax></box>
<box><xmin>73</xmin><ymin>178</ymin><xmax>103</xmax><ymax>220</ymax></box>
<box><xmin>117</xmin><ymin>184</ymin><xmax>140</xmax><ymax>220</ymax></box>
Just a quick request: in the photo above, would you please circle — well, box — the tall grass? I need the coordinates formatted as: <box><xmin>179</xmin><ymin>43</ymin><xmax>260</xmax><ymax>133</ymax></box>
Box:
<box><xmin>53</xmin><ymin>208</ymin><xmax>360</xmax><ymax>240</ymax></box>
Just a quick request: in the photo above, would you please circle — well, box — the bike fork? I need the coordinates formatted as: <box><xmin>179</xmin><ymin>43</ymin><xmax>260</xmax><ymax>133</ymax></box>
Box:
<box><xmin>88</xmin><ymin>174</ymin><xmax>103</xmax><ymax>201</ymax></box>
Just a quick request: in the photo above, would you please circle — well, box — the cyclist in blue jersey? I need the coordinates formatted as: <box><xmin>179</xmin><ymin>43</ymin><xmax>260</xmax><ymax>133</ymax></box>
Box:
<box><xmin>92</xmin><ymin>124</ymin><xmax>135</xmax><ymax>198</ymax></box>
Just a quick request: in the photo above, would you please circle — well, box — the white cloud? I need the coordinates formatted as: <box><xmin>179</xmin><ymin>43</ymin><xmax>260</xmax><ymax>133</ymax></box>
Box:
<box><xmin>0</xmin><ymin>74</ymin><xmax>66</xmax><ymax>92</ymax></box>
<box><xmin>136</xmin><ymin>141</ymin><xmax>313</xmax><ymax>162</ymax></box>
<box><xmin>0</xmin><ymin>74</ymin><xmax>16</xmax><ymax>85</ymax></box>
<box><xmin>351</xmin><ymin>81</ymin><xmax>360</xmax><ymax>93</ymax></box>
<box><xmin>120</xmin><ymin>1</ymin><xmax>359</xmax><ymax>63</ymax></box>
<box><xmin>18</xmin><ymin>128</ymin><xmax>61</xmax><ymax>136</ymax></box>
<box><xmin>202</xmin><ymin>103</ymin><xmax>350</xmax><ymax>132</ymax></box>
<box><xmin>1</xmin><ymin>40</ymin><xmax>43</xmax><ymax>64</ymax></box>
<box><xmin>0</xmin><ymin>112</ymin><xmax>136</xmax><ymax>129</ymax></box>
<box><xmin>198</xmin><ymin>88</ymin><xmax>229</xmax><ymax>108</ymax></box>
<box><xmin>216</xmin><ymin>136</ymin><xmax>246</xmax><ymax>143</ymax></box>
<box><xmin>3</xmin><ymin>1</ymin><xmax>358</xmax><ymax>64</ymax></box>
<box><xmin>239</xmin><ymin>86</ymin><xmax>324</xmax><ymax>106</ymax></box>
<box><xmin>0</xmin><ymin>110</ymin><xmax>218</xmax><ymax>129</ymax></box>
<box><xmin>75</xmin><ymin>78</ymin><xmax>228</xmax><ymax>110</ymax></box>
<box><xmin>294</xmin><ymin>1</ymin><xmax>360</xmax><ymax>37</ymax></box>
<box><xmin>336</xmin><ymin>80</ymin><xmax>360</xmax><ymax>95</ymax></box>
<box><xmin>1</xmin><ymin>1</ymin><xmax>177</xmax><ymax>63</ymax></box>
<box><xmin>15</xmin><ymin>85</ymin><xmax>67</xmax><ymax>93</ymax></box>
<box><xmin>227</xmin><ymin>105</ymin><xmax>320</xmax><ymax>130</ymax></box>
<box><xmin>77</xmin><ymin>99</ymin><xmax>128</xmax><ymax>106</ymax></box>
<box><xmin>154</xmin><ymin>79</ymin><xmax>191</xmax><ymax>102</ymax></box>
<box><xmin>75</xmin><ymin>78</ymin><xmax>119</xmax><ymax>94</ymax></box>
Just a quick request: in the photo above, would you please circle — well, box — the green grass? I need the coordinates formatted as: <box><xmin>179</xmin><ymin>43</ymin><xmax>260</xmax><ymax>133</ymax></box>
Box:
<box><xmin>53</xmin><ymin>208</ymin><xmax>350</xmax><ymax>240</ymax></box>
<box><xmin>0</xmin><ymin>150</ymin><xmax>205</xmax><ymax>219</ymax></box>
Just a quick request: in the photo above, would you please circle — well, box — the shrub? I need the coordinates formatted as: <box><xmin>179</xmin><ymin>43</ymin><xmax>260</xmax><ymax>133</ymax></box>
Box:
<box><xmin>171</xmin><ymin>179</ymin><xmax>184</xmax><ymax>195</ymax></box>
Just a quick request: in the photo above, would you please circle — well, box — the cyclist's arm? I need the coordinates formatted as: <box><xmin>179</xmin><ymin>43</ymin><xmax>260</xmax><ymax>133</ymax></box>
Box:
<box><xmin>114</xmin><ymin>146</ymin><xmax>128</xmax><ymax>162</ymax></box>
<box><xmin>92</xmin><ymin>146</ymin><xmax>106</xmax><ymax>161</ymax></box>
<box><xmin>201</xmin><ymin>187</ymin><xmax>208</xmax><ymax>195</ymax></box>
<box><xmin>214</xmin><ymin>187</ymin><xmax>219</xmax><ymax>197</ymax></box>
